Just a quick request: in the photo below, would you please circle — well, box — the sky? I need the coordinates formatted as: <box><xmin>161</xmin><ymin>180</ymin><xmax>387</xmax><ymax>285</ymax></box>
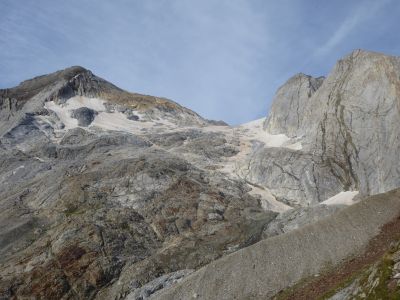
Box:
<box><xmin>1</xmin><ymin>0</ymin><xmax>400</xmax><ymax>125</ymax></box>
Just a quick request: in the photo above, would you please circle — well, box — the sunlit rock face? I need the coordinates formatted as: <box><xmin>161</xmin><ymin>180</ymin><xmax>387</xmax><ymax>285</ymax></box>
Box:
<box><xmin>264</xmin><ymin>72</ymin><xmax>325</xmax><ymax>138</ymax></box>
<box><xmin>259</xmin><ymin>49</ymin><xmax>400</xmax><ymax>205</ymax></box>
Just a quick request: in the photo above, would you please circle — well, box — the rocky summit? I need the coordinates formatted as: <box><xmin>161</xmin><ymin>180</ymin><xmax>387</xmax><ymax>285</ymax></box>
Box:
<box><xmin>2</xmin><ymin>49</ymin><xmax>400</xmax><ymax>299</ymax></box>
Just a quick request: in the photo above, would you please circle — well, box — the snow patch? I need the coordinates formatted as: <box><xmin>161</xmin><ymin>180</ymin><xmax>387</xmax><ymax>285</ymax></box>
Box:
<box><xmin>44</xmin><ymin>96</ymin><xmax>154</xmax><ymax>134</ymax></box>
<box><xmin>219</xmin><ymin>118</ymin><xmax>302</xmax><ymax>177</ymax></box>
<box><xmin>237</xmin><ymin>118</ymin><xmax>302</xmax><ymax>149</ymax></box>
<box><xmin>92</xmin><ymin>111</ymin><xmax>152</xmax><ymax>132</ymax></box>
<box><xmin>45</xmin><ymin>101</ymin><xmax>79</xmax><ymax>130</ymax></box>
<box><xmin>321</xmin><ymin>191</ymin><xmax>359</xmax><ymax>206</ymax></box>
<box><xmin>45</xmin><ymin>96</ymin><xmax>110</xmax><ymax>130</ymax></box>
<box><xmin>61</xmin><ymin>96</ymin><xmax>106</xmax><ymax>111</ymax></box>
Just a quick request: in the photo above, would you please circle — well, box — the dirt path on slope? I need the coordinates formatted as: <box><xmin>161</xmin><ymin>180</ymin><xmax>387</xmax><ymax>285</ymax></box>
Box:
<box><xmin>274</xmin><ymin>214</ymin><xmax>400</xmax><ymax>300</ymax></box>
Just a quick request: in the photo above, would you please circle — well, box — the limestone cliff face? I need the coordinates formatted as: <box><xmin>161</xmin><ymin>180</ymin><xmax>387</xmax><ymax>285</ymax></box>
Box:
<box><xmin>309</xmin><ymin>50</ymin><xmax>400</xmax><ymax>197</ymax></box>
<box><xmin>259</xmin><ymin>50</ymin><xmax>400</xmax><ymax>205</ymax></box>
<box><xmin>264</xmin><ymin>73</ymin><xmax>324</xmax><ymax>138</ymax></box>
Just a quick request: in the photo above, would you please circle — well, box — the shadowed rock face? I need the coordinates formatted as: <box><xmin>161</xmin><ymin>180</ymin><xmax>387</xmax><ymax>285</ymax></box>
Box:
<box><xmin>71</xmin><ymin>107</ymin><xmax>98</xmax><ymax>126</ymax></box>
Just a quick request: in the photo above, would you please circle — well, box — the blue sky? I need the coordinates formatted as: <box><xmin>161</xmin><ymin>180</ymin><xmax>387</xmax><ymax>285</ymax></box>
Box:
<box><xmin>1</xmin><ymin>0</ymin><xmax>400</xmax><ymax>124</ymax></box>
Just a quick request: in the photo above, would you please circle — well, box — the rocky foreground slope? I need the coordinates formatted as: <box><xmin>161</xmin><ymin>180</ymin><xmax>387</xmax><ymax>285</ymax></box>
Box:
<box><xmin>1</xmin><ymin>49</ymin><xmax>400</xmax><ymax>299</ymax></box>
<box><xmin>153</xmin><ymin>189</ymin><xmax>400</xmax><ymax>299</ymax></box>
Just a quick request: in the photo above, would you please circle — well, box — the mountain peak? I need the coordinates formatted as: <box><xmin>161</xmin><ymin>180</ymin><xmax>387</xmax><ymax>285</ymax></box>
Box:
<box><xmin>338</xmin><ymin>48</ymin><xmax>399</xmax><ymax>66</ymax></box>
<box><xmin>17</xmin><ymin>65</ymin><xmax>90</xmax><ymax>89</ymax></box>
<box><xmin>0</xmin><ymin>66</ymin><xmax>210</xmax><ymax>137</ymax></box>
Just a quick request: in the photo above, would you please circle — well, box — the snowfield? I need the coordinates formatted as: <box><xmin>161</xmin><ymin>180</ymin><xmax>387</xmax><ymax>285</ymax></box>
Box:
<box><xmin>321</xmin><ymin>191</ymin><xmax>359</xmax><ymax>206</ymax></box>
<box><xmin>45</xmin><ymin>96</ymin><xmax>156</xmax><ymax>133</ymax></box>
<box><xmin>237</xmin><ymin>118</ymin><xmax>302</xmax><ymax>150</ymax></box>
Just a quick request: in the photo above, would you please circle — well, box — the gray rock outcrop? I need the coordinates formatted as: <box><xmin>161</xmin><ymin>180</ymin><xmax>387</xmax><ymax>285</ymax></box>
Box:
<box><xmin>153</xmin><ymin>189</ymin><xmax>400</xmax><ymax>300</ymax></box>
<box><xmin>251</xmin><ymin>50</ymin><xmax>400</xmax><ymax>205</ymax></box>
<box><xmin>264</xmin><ymin>73</ymin><xmax>325</xmax><ymax>138</ymax></box>
<box><xmin>71</xmin><ymin>107</ymin><xmax>98</xmax><ymax>126</ymax></box>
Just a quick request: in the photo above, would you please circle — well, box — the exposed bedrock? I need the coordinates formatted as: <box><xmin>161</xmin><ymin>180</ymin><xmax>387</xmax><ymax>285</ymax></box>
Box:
<box><xmin>264</xmin><ymin>72</ymin><xmax>325</xmax><ymax>138</ymax></box>
<box><xmin>259</xmin><ymin>50</ymin><xmax>400</xmax><ymax>205</ymax></box>
<box><xmin>153</xmin><ymin>189</ymin><xmax>400</xmax><ymax>300</ymax></box>
<box><xmin>71</xmin><ymin>107</ymin><xmax>98</xmax><ymax>126</ymax></box>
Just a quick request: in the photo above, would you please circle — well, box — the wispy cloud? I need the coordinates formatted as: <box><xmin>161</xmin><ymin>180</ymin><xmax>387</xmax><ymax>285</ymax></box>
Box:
<box><xmin>1</xmin><ymin>0</ymin><xmax>400</xmax><ymax>124</ymax></box>
<box><xmin>313</xmin><ymin>0</ymin><xmax>391</xmax><ymax>59</ymax></box>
